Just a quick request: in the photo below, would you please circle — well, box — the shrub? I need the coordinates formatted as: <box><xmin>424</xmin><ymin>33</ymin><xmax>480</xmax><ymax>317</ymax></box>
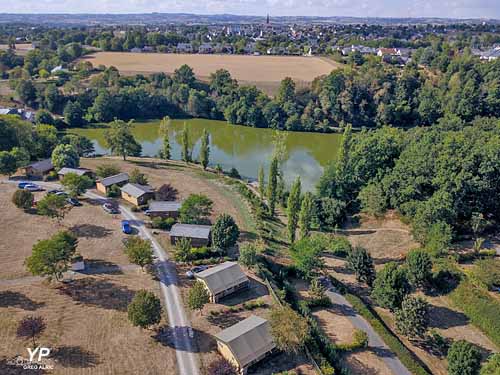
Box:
<box><xmin>327</xmin><ymin>235</ymin><xmax>351</xmax><ymax>257</ymax></box>
<box><xmin>372</xmin><ymin>262</ymin><xmax>410</xmax><ymax>311</ymax></box>
<box><xmin>239</xmin><ymin>243</ymin><xmax>258</xmax><ymax>267</ymax></box>
<box><xmin>228</xmin><ymin>167</ymin><xmax>241</xmax><ymax>179</ymax></box>
<box><xmin>447</xmin><ymin>340</ymin><xmax>481</xmax><ymax>375</ymax></box>
<box><xmin>338</xmin><ymin>329</ymin><xmax>369</xmax><ymax>351</ymax></box>
<box><xmin>16</xmin><ymin>316</ymin><xmax>46</xmax><ymax>347</ymax></box>
<box><xmin>96</xmin><ymin>164</ymin><xmax>121</xmax><ymax>178</ymax></box>
<box><xmin>480</xmin><ymin>353</ymin><xmax>500</xmax><ymax>375</ymax></box>
<box><xmin>107</xmin><ymin>184</ymin><xmax>121</xmax><ymax>198</ymax></box>
<box><xmin>207</xmin><ymin>358</ymin><xmax>238</xmax><ymax>375</ymax></box>
<box><xmin>12</xmin><ymin>189</ymin><xmax>34</xmax><ymax>210</ymax></box>
<box><xmin>470</xmin><ymin>259</ymin><xmax>500</xmax><ymax>291</ymax></box>
<box><xmin>189</xmin><ymin>246</ymin><xmax>211</xmax><ymax>260</ymax></box>
<box><xmin>155</xmin><ymin>183</ymin><xmax>178</xmax><ymax>201</ymax></box>
<box><xmin>152</xmin><ymin>217</ymin><xmax>176</xmax><ymax>230</ymax></box>
<box><xmin>406</xmin><ymin>248</ymin><xmax>433</xmax><ymax>289</ymax></box>
<box><xmin>346</xmin><ymin>246</ymin><xmax>375</xmax><ymax>286</ymax></box>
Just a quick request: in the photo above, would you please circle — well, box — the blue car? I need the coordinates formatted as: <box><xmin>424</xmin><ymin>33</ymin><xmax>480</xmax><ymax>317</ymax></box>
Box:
<box><xmin>121</xmin><ymin>220</ymin><xmax>132</xmax><ymax>234</ymax></box>
<box><xmin>18</xmin><ymin>182</ymin><xmax>31</xmax><ymax>189</ymax></box>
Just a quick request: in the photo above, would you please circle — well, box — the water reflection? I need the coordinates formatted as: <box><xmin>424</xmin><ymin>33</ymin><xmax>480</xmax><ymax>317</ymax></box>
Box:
<box><xmin>71</xmin><ymin>119</ymin><xmax>341</xmax><ymax>191</ymax></box>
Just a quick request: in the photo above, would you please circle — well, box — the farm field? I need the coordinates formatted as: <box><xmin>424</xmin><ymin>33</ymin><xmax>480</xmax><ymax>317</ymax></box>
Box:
<box><xmin>82</xmin><ymin>52</ymin><xmax>341</xmax><ymax>95</ymax></box>
<box><xmin>0</xmin><ymin>43</ymin><xmax>33</xmax><ymax>56</ymax></box>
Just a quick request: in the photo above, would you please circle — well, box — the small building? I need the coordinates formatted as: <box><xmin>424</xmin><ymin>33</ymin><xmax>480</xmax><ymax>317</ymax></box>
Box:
<box><xmin>130</xmin><ymin>47</ymin><xmax>143</xmax><ymax>53</ymax></box>
<box><xmin>377</xmin><ymin>47</ymin><xmax>399</xmax><ymax>57</ymax></box>
<box><xmin>198</xmin><ymin>43</ymin><xmax>213</xmax><ymax>54</ymax></box>
<box><xmin>58</xmin><ymin>167</ymin><xmax>94</xmax><ymax>179</ymax></box>
<box><xmin>169</xmin><ymin>223</ymin><xmax>211</xmax><ymax>247</ymax></box>
<box><xmin>147</xmin><ymin>200</ymin><xmax>182</xmax><ymax>218</ymax></box>
<box><xmin>95</xmin><ymin>173</ymin><xmax>129</xmax><ymax>195</ymax></box>
<box><xmin>120</xmin><ymin>183</ymin><xmax>155</xmax><ymax>206</ymax></box>
<box><xmin>195</xmin><ymin>261</ymin><xmax>249</xmax><ymax>302</ymax></box>
<box><xmin>176</xmin><ymin>43</ymin><xmax>193</xmax><ymax>53</ymax></box>
<box><xmin>214</xmin><ymin>315</ymin><xmax>276</xmax><ymax>374</ymax></box>
<box><xmin>23</xmin><ymin>159</ymin><xmax>54</xmax><ymax>178</ymax></box>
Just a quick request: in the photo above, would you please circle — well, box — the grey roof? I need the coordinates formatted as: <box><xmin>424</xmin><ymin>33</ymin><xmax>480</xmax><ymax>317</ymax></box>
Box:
<box><xmin>215</xmin><ymin>315</ymin><xmax>275</xmax><ymax>368</ymax></box>
<box><xmin>98</xmin><ymin>173</ymin><xmax>129</xmax><ymax>187</ymax></box>
<box><xmin>58</xmin><ymin>167</ymin><xmax>91</xmax><ymax>176</ymax></box>
<box><xmin>170</xmin><ymin>223</ymin><xmax>211</xmax><ymax>240</ymax></box>
<box><xmin>148</xmin><ymin>200</ymin><xmax>182</xmax><ymax>212</ymax></box>
<box><xmin>195</xmin><ymin>261</ymin><xmax>248</xmax><ymax>295</ymax></box>
<box><xmin>120</xmin><ymin>183</ymin><xmax>154</xmax><ymax>198</ymax></box>
<box><xmin>26</xmin><ymin>159</ymin><xmax>53</xmax><ymax>173</ymax></box>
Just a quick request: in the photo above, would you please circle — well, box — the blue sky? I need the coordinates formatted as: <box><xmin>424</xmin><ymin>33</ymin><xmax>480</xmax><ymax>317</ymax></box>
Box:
<box><xmin>4</xmin><ymin>0</ymin><xmax>500</xmax><ymax>19</ymax></box>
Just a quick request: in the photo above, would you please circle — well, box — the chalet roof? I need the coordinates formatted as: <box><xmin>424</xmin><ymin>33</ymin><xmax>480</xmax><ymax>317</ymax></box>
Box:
<box><xmin>195</xmin><ymin>261</ymin><xmax>248</xmax><ymax>295</ymax></box>
<box><xmin>58</xmin><ymin>167</ymin><xmax>91</xmax><ymax>176</ymax></box>
<box><xmin>214</xmin><ymin>315</ymin><xmax>275</xmax><ymax>368</ymax></box>
<box><xmin>26</xmin><ymin>159</ymin><xmax>54</xmax><ymax>173</ymax></box>
<box><xmin>98</xmin><ymin>173</ymin><xmax>129</xmax><ymax>187</ymax></box>
<box><xmin>148</xmin><ymin>200</ymin><xmax>182</xmax><ymax>212</ymax></box>
<box><xmin>169</xmin><ymin>223</ymin><xmax>211</xmax><ymax>239</ymax></box>
<box><xmin>120</xmin><ymin>183</ymin><xmax>154</xmax><ymax>198</ymax></box>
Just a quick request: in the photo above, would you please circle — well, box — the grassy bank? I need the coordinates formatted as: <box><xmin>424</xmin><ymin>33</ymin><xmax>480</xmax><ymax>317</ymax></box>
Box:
<box><xmin>449</xmin><ymin>280</ymin><xmax>500</xmax><ymax>347</ymax></box>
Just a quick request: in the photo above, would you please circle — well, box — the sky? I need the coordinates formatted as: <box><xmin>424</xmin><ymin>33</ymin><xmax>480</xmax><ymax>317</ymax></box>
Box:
<box><xmin>3</xmin><ymin>0</ymin><xmax>500</xmax><ymax>19</ymax></box>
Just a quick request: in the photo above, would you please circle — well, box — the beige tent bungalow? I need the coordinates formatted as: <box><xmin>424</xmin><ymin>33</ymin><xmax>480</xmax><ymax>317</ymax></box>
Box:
<box><xmin>120</xmin><ymin>183</ymin><xmax>155</xmax><ymax>206</ymax></box>
<box><xmin>95</xmin><ymin>173</ymin><xmax>129</xmax><ymax>194</ymax></box>
<box><xmin>195</xmin><ymin>261</ymin><xmax>249</xmax><ymax>302</ymax></box>
<box><xmin>214</xmin><ymin>315</ymin><xmax>276</xmax><ymax>374</ymax></box>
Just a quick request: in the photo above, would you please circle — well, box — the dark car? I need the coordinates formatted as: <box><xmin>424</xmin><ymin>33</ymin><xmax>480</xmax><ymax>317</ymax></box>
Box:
<box><xmin>47</xmin><ymin>189</ymin><xmax>64</xmax><ymax>195</ymax></box>
<box><xmin>67</xmin><ymin>197</ymin><xmax>82</xmax><ymax>206</ymax></box>
<box><xmin>18</xmin><ymin>182</ymin><xmax>31</xmax><ymax>189</ymax></box>
<box><xmin>185</xmin><ymin>265</ymin><xmax>209</xmax><ymax>279</ymax></box>
<box><xmin>102</xmin><ymin>203</ymin><xmax>119</xmax><ymax>214</ymax></box>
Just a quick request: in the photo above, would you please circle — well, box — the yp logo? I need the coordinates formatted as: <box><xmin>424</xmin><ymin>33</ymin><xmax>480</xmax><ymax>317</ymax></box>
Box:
<box><xmin>27</xmin><ymin>347</ymin><xmax>51</xmax><ymax>362</ymax></box>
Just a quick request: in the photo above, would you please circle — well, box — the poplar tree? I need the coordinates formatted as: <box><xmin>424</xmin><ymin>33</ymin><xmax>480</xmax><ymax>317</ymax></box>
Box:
<box><xmin>200</xmin><ymin>128</ymin><xmax>210</xmax><ymax>169</ymax></box>
<box><xmin>267</xmin><ymin>157</ymin><xmax>279</xmax><ymax>216</ymax></box>
<box><xmin>258</xmin><ymin>165</ymin><xmax>265</xmax><ymax>199</ymax></box>
<box><xmin>298</xmin><ymin>192</ymin><xmax>314</xmax><ymax>239</ymax></box>
<box><xmin>287</xmin><ymin>177</ymin><xmax>302</xmax><ymax>242</ymax></box>
<box><xmin>181</xmin><ymin>124</ymin><xmax>191</xmax><ymax>163</ymax></box>
<box><xmin>158</xmin><ymin>116</ymin><xmax>171</xmax><ymax>160</ymax></box>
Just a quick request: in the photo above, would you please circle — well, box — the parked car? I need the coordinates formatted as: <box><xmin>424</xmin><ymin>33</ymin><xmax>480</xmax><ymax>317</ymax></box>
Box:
<box><xmin>55</xmin><ymin>191</ymin><xmax>68</xmax><ymax>197</ymax></box>
<box><xmin>23</xmin><ymin>184</ymin><xmax>44</xmax><ymax>192</ymax></box>
<box><xmin>18</xmin><ymin>182</ymin><xmax>31</xmax><ymax>189</ymax></box>
<box><xmin>47</xmin><ymin>189</ymin><xmax>64</xmax><ymax>195</ymax></box>
<box><xmin>121</xmin><ymin>220</ymin><xmax>132</xmax><ymax>234</ymax></box>
<box><xmin>185</xmin><ymin>265</ymin><xmax>209</xmax><ymax>279</ymax></box>
<box><xmin>102</xmin><ymin>203</ymin><xmax>119</xmax><ymax>214</ymax></box>
<box><xmin>67</xmin><ymin>197</ymin><xmax>82</xmax><ymax>206</ymax></box>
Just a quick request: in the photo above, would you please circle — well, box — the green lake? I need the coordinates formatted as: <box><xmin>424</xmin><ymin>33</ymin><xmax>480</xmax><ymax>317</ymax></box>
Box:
<box><xmin>71</xmin><ymin>119</ymin><xmax>341</xmax><ymax>191</ymax></box>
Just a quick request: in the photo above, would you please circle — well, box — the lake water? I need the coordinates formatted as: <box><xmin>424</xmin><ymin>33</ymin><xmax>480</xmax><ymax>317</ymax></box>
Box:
<box><xmin>71</xmin><ymin>119</ymin><xmax>341</xmax><ymax>191</ymax></box>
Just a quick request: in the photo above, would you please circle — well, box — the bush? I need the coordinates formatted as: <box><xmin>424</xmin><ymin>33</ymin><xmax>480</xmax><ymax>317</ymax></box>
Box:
<box><xmin>338</xmin><ymin>329</ymin><xmax>369</xmax><ymax>351</ymax></box>
<box><xmin>96</xmin><ymin>164</ymin><xmax>121</xmax><ymax>178</ymax></box>
<box><xmin>189</xmin><ymin>246</ymin><xmax>211</xmax><ymax>260</ymax></box>
<box><xmin>107</xmin><ymin>184</ymin><xmax>121</xmax><ymax>198</ymax></box>
<box><xmin>12</xmin><ymin>189</ymin><xmax>34</xmax><ymax>210</ymax></box>
<box><xmin>239</xmin><ymin>242</ymin><xmax>258</xmax><ymax>267</ymax></box>
<box><xmin>127</xmin><ymin>290</ymin><xmax>162</xmax><ymax>329</ymax></box>
<box><xmin>45</xmin><ymin>170</ymin><xmax>58</xmax><ymax>181</ymax></box>
<box><xmin>228</xmin><ymin>167</ymin><xmax>241</xmax><ymax>179</ymax></box>
<box><xmin>211</xmin><ymin>214</ymin><xmax>240</xmax><ymax>252</ymax></box>
<box><xmin>327</xmin><ymin>235</ymin><xmax>351</xmax><ymax>257</ymax></box>
<box><xmin>447</xmin><ymin>340</ymin><xmax>481</xmax><ymax>375</ymax></box>
<box><xmin>152</xmin><ymin>217</ymin><xmax>176</xmax><ymax>230</ymax></box>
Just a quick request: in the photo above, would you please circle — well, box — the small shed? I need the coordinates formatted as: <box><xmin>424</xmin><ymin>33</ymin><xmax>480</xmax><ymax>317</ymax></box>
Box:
<box><xmin>169</xmin><ymin>223</ymin><xmax>211</xmax><ymax>247</ymax></box>
<box><xmin>214</xmin><ymin>315</ymin><xmax>276</xmax><ymax>374</ymax></box>
<box><xmin>23</xmin><ymin>159</ymin><xmax>54</xmax><ymax>178</ymax></box>
<box><xmin>95</xmin><ymin>173</ymin><xmax>129</xmax><ymax>194</ymax></box>
<box><xmin>120</xmin><ymin>183</ymin><xmax>155</xmax><ymax>206</ymax></box>
<box><xmin>58</xmin><ymin>167</ymin><xmax>94</xmax><ymax>179</ymax></box>
<box><xmin>195</xmin><ymin>261</ymin><xmax>249</xmax><ymax>302</ymax></box>
<box><xmin>147</xmin><ymin>200</ymin><xmax>182</xmax><ymax>218</ymax></box>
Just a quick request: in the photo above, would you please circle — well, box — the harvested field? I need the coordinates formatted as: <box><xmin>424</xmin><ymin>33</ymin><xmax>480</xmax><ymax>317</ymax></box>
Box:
<box><xmin>0</xmin><ymin>43</ymin><xmax>33</xmax><ymax>56</ymax></box>
<box><xmin>82</xmin><ymin>52</ymin><xmax>341</xmax><ymax>95</ymax></box>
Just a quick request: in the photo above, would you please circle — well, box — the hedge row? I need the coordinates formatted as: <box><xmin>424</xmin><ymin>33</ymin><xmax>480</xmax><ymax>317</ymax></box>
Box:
<box><xmin>449</xmin><ymin>280</ymin><xmax>500</xmax><ymax>347</ymax></box>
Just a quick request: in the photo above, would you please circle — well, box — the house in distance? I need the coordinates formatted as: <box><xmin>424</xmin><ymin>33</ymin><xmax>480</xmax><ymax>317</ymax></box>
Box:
<box><xmin>95</xmin><ymin>173</ymin><xmax>129</xmax><ymax>195</ymax></box>
<box><xmin>120</xmin><ymin>183</ymin><xmax>155</xmax><ymax>206</ymax></box>
<box><xmin>23</xmin><ymin>159</ymin><xmax>54</xmax><ymax>178</ymax></box>
<box><xmin>195</xmin><ymin>261</ymin><xmax>249</xmax><ymax>302</ymax></box>
<box><xmin>58</xmin><ymin>167</ymin><xmax>94</xmax><ymax>179</ymax></box>
<box><xmin>214</xmin><ymin>315</ymin><xmax>276</xmax><ymax>374</ymax></box>
<box><xmin>146</xmin><ymin>200</ymin><xmax>182</xmax><ymax>218</ymax></box>
<box><xmin>169</xmin><ymin>223</ymin><xmax>212</xmax><ymax>247</ymax></box>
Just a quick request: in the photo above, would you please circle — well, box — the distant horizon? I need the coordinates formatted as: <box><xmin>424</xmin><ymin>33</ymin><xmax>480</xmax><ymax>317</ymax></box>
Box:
<box><xmin>0</xmin><ymin>12</ymin><xmax>498</xmax><ymax>20</ymax></box>
<box><xmin>2</xmin><ymin>0</ymin><xmax>500</xmax><ymax>19</ymax></box>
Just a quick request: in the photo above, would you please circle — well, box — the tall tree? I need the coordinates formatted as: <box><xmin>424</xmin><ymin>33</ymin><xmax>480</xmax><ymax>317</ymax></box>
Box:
<box><xmin>51</xmin><ymin>144</ymin><xmax>80</xmax><ymax>170</ymax></box>
<box><xmin>179</xmin><ymin>194</ymin><xmax>213</xmax><ymax>224</ymax></box>
<box><xmin>104</xmin><ymin>119</ymin><xmax>142</xmax><ymax>161</ymax></box>
<box><xmin>124</xmin><ymin>237</ymin><xmax>154</xmax><ymax>270</ymax></box>
<box><xmin>187</xmin><ymin>281</ymin><xmax>210</xmax><ymax>315</ymax></box>
<box><xmin>405</xmin><ymin>249</ymin><xmax>432</xmax><ymax>289</ymax></box>
<box><xmin>287</xmin><ymin>177</ymin><xmax>302</xmax><ymax>242</ymax></box>
<box><xmin>158</xmin><ymin>116</ymin><xmax>171</xmax><ymax>160</ymax></box>
<box><xmin>181</xmin><ymin>124</ymin><xmax>191</xmax><ymax>163</ymax></box>
<box><xmin>395</xmin><ymin>295</ymin><xmax>429</xmax><ymax>339</ymax></box>
<box><xmin>298</xmin><ymin>192</ymin><xmax>314</xmax><ymax>239</ymax></box>
<box><xmin>346</xmin><ymin>246</ymin><xmax>376</xmax><ymax>287</ymax></box>
<box><xmin>200</xmin><ymin>128</ymin><xmax>210</xmax><ymax>170</ymax></box>
<box><xmin>258</xmin><ymin>165</ymin><xmax>265</xmax><ymax>199</ymax></box>
<box><xmin>211</xmin><ymin>214</ymin><xmax>240</xmax><ymax>252</ymax></box>
<box><xmin>60</xmin><ymin>173</ymin><xmax>93</xmax><ymax>197</ymax></box>
<box><xmin>267</xmin><ymin>157</ymin><xmax>279</xmax><ymax>216</ymax></box>
<box><xmin>372</xmin><ymin>262</ymin><xmax>410</xmax><ymax>311</ymax></box>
